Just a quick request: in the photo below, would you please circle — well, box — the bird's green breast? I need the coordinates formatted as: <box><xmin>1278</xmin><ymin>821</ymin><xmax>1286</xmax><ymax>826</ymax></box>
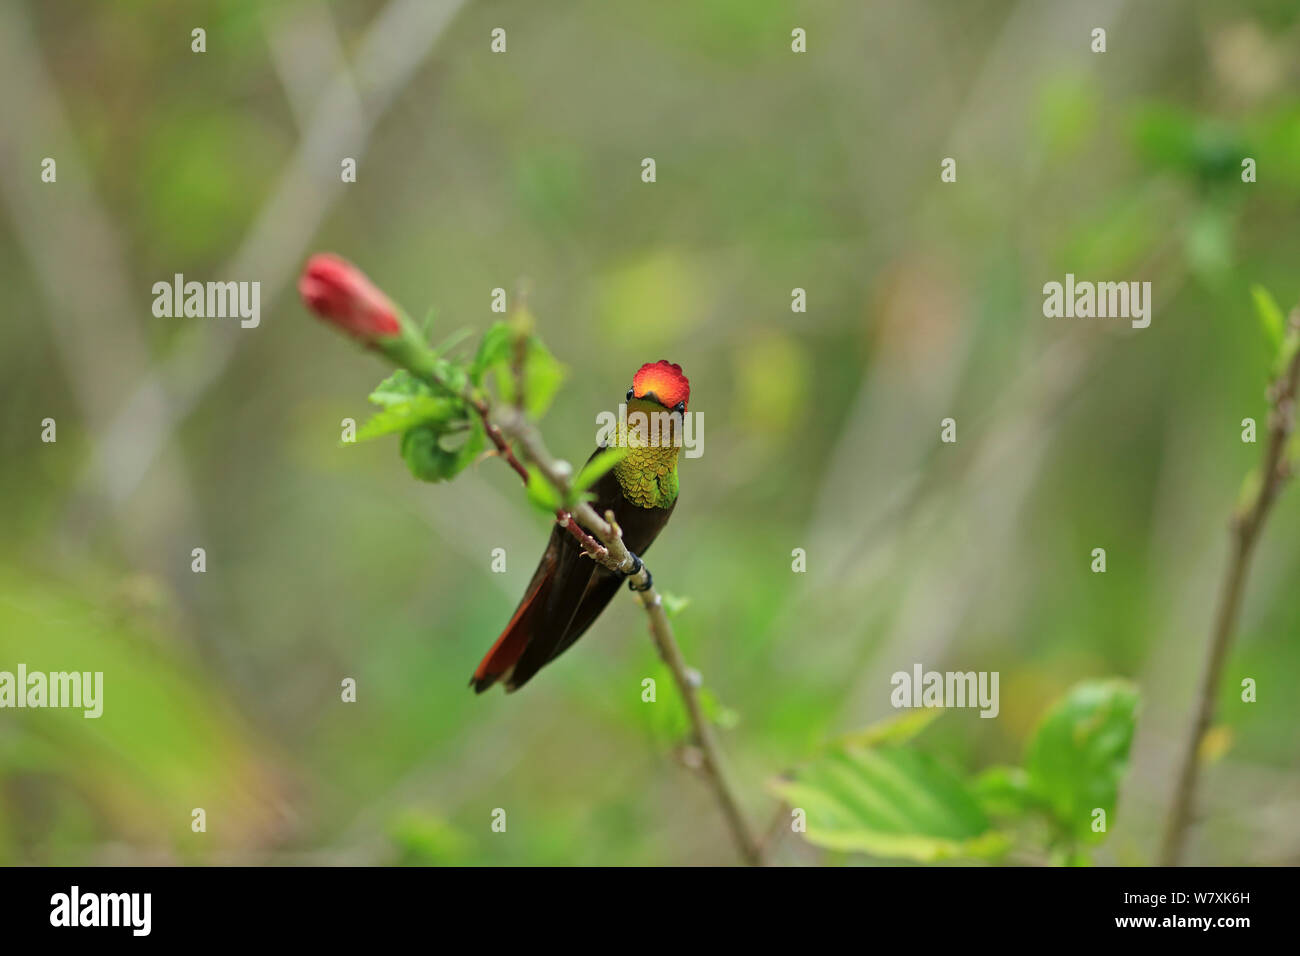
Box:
<box><xmin>611</xmin><ymin>397</ymin><xmax>683</xmax><ymax>509</ymax></box>
<box><xmin>613</xmin><ymin>446</ymin><xmax>679</xmax><ymax>509</ymax></box>
<box><xmin>611</xmin><ymin>402</ymin><xmax>678</xmax><ymax>507</ymax></box>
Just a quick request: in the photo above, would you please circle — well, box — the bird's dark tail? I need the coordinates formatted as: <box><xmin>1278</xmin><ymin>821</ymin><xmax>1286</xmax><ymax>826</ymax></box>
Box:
<box><xmin>470</xmin><ymin>575</ymin><xmax>549</xmax><ymax>693</ymax></box>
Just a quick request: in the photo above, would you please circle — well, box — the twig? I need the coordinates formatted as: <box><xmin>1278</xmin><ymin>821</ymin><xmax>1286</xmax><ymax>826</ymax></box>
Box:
<box><xmin>460</xmin><ymin>391</ymin><xmax>607</xmax><ymax>559</ymax></box>
<box><xmin>634</xmin><ymin>569</ymin><xmax>764</xmax><ymax>866</ymax></box>
<box><xmin>759</xmin><ymin>797</ymin><xmax>793</xmax><ymax>859</ymax></box>
<box><xmin>1159</xmin><ymin>307</ymin><xmax>1300</xmax><ymax>865</ymax></box>
<box><xmin>509</xmin><ymin>278</ymin><xmax>532</xmax><ymax>414</ymax></box>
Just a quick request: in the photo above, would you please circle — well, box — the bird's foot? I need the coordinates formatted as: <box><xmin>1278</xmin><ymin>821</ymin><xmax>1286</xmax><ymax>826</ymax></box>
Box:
<box><xmin>623</xmin><ymin>552</ymin><xmax>653</xmax><ymax>592</ymax></box>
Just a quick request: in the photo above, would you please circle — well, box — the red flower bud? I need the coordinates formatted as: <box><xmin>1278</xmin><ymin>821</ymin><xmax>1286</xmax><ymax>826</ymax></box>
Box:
<box><xmin>299</xmin><ymin>253</ymin><xmax>402</xmax><ymax>341</ymax></box>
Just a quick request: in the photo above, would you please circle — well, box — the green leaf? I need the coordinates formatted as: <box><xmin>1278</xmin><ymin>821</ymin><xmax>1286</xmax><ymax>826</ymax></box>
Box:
<box><xmin>387</xmin><ymin>811</ymin><xmax>473</xmax><ymax>866</ymax></box>
<box><xmin>572</xmin><ymin>447</ymin><xmax>629</xmax><ymax>496</ymax></box>
<box><xmin>1235</xmin><ymin>467</ymin><xmax>1263</xmax><ymax>517</ymax></box>
<box><xmin>400</xmin><ymin>417</ymin><xmax>485</xmax><ymax>483</ymax></box>
<box><xmin>354</xmin><ymin>396</ymin><xmax>463</xmax><ymax>442</ymax></box>
<box><xmin>1023</xmin><ymin>679</ymin><xmax>1140</xmax><ymax>845</ymax></box>
<box><xmin>698</xmin><ymin>685</ymin><xmax>739</xmax><ymax>731</ymax></box>
<box><xmin>830</xmin><ymin>709</ymin><xmax>942</xmax><ymax>751</ymax></box>
<box><xmin>640</xmin><ymin>663</ymin><xmax>737</xmax><ymax>743</ymax></box>
<box><xmin>433</xmin><ymin>325</ymin><xmax>473</xmax><ymax>356</ymax></box>
<box><xmin>368</xmin><ymin>369</ymin><xmax>435</xmax><ymax>407</ymax></box>
<box><xmin>0</xmin><ymin>568</ymin><xmax>284</xmax><ymax>862</ymax></box>
<box><xmin>374</xmin><ymin>356</ymin><xmax>468</xmax><ymax>399</ymax></box>
<box><xmin>491</xmin><ymin>336</ymin><xmax>565</xmax><ymax>417</ymax></box>
<box><xmin>1130</xmin><ymin>104</ymin><xmax>1243</xmax><ymax>183</ymax></box>
<box><xmin>660</xmin><ymin>592</ymin><xmax>691</xmax><ymax>618</ymax></box>
<box><xmin>642</xmin><ymin>663</ymin><xmax>687</xmax><ymax>743</ymax></box>
<box><xmin>357</xmin><ymin>370</ymin><xmax>469</xmax><ymax>442</ymax></box>
<box><xmin>520</xmin><ymin>337</ymin><xmax>566</xmax><ymax>418</ymax></box>
<box><xmin>1053</xmin><ymin>847</ymin><xmax>1093</xmax><ymax>867</ymax></box>
<box><xmin>770</xmin><ymin>745</ymin><xmax>1008</xmax><ymax>862</ymax></box>
<box><xmin>1251</xmin><ymin>285</ymin><xmax>1286</xmax><ymax>354</ymax></box>
<box><xmin>471</xmin><ymin>321</ymin><xmax>566</xmax><ymax>418</ymax></box>
<box><xmin>1277</xmin><ymin>331</ymin><xmax>1300</xmax><ymax>380</ymax></box>
<box><xmin>524</xmin><ymin>465</ymin><xmax>563</xmax><ymax>513</ymax></box>
<box><xmin>429</xmin><ymin>356</ymin><xmax>469</xmax><ymax>396</ymax></box>
<box><xmin>471</xmin><ymin>321</ymin><xmax>513</xmax><ymax>386</ymax></box>
<box><xmin>972</xmin><ymin>765</ymin><xmax>1039</xmax><ymax>818</ymax></box>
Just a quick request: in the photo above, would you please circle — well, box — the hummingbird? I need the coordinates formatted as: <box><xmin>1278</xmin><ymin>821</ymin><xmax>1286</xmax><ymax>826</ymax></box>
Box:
<box><xmin>471</xmin><ymin>360</ymin><xmax>690</xmax><ymax>693</ymax></box>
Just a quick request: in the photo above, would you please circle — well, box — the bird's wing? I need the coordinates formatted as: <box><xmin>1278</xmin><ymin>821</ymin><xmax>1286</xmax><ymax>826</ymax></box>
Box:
<box><xmin>472</xmin><ymin>445</ymin><xmax>676</xmax><ymax>693</ymax></box>
<box><xmin>469</xmin><ymin>526</ymin><xmax>597</xmax><ymax>693</ymax></box>
<box><xmin>505</xmin><ymin>466</ymin><xmax>677</xmax><ymax>690</ymax></box>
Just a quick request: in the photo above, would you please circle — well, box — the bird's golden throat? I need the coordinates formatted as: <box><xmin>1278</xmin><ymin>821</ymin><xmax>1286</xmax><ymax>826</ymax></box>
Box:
<box><xmin>611</xmin><ymin>398</ymin><xmax>683</xmax><ymax>509</ymax></box>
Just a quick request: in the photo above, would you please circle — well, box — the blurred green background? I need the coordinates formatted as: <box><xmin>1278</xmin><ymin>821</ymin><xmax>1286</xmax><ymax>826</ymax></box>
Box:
<box><xmin>1</xmin><ymin>0</ymin><xmax>1298</xmax><ymax>865</ymax></box>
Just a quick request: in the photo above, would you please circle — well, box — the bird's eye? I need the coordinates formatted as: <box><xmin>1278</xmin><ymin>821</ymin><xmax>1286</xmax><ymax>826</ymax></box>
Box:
<box><xmin>675</xmin><ymin>401</ymin><xmax>686</xmax><ymax>413</ymax></box>
<box><xmin>626</xmin><ymin>388</ymin><xmax>634</xmax><ymax>401</ymax></box>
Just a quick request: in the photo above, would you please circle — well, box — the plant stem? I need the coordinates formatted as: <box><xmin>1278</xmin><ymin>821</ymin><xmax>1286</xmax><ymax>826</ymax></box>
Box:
<box><xmin>636</xmin><ymin>583</ymin><xmax>763</xmax><ymax>865</ymax></box>
<box><xmin>464</xmin><ymin>396</ymin><xmax>609</xmax><ymax>558</ymax></box>
<box><xmin>1159</xmin><ymin>309</ymin><xmax>1300</xmax><ymax>865</ymax></box>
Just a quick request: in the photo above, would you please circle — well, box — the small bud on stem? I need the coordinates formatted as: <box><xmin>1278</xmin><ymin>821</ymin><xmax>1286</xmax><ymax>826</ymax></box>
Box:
<box><xmin>299</xmin><ymin>253</ymin><xmax>403</xmax><ymax>342</ymax></box>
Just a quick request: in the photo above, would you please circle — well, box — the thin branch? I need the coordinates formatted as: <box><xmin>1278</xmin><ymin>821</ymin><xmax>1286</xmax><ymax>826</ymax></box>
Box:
<box><xmin>633</xmin><ymin>565</ymin><xmax>764</xmax><ymax>867</ymax></box>
<box><xmin>462</xmin><ymin>394</ymin><xmax>608</xmax><ymax>559</ymax></box>
<box><xmin>467</xmin><ymin>395</ymin><xmax>529</xmax><ymax>484</ymax></box>
<box><xmin>494</xmin><ymin>410</ymin><xmax>631</xmax><ymax>570</ymax></box>
<box><xmin>509</xmin><ymin>278</ymin><xmax>533</xmax><ymax>414</ymax></box>
<box><xmin>758</xmin><ymin>797</ymin><xmax>793</xmax><ymax>860</ymax></box>
<box><xmin>1159</xmin><ymin>307</ymin><xmax>1300</xmax><ymax>865</ymax></box>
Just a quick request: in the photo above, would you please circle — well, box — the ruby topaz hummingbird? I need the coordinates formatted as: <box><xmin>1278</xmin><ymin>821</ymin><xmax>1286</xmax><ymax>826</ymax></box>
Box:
<box><xmin>471</xmin><ymin>360</ymin><xmax>691</xmax><ymax>693</ymax></box>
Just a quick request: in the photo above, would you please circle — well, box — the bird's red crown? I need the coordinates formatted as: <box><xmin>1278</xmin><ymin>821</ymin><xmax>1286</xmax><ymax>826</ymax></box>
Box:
<box><xmin>632</xmin><ymin>360</ymin><xmax>690</xmax><ymax>410</ymax></box>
